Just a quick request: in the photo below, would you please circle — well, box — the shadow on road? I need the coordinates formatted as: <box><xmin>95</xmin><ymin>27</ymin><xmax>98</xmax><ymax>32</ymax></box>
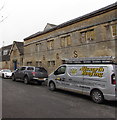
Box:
<box><xmin>8</xmin><ymin>79</ymin><xmax>117</xmax><ymax>107</ymax></box>
<box><xmin>54</xmin><ymin>89</ymin><xmax>117</xmax><ymax>107</ymax></box>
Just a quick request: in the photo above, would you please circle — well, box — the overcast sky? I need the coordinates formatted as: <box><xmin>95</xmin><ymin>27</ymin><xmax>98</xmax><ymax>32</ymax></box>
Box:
<box><xmin>0</xmin><ymin>0</ymin><xmax>116</xmax><ymax>47</ymax></box>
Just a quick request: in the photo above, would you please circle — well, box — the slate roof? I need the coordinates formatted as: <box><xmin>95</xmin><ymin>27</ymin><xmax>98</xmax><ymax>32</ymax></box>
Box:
<box><xmin>15</xmin><ymin>41</ymin><xmax>24</xmax><ymax>55</ymax></box>
<box><xmin>1</xmin><ymin>44</ymin><xmax>12</xmax><ymax>61</ymax></box>
<box><xmin>24</xmin><ymin>2</ymin><xmax>117</xmax><ymax>41</ymax></box>
<box><xmin>44</xmin><ymin>23</ymin><xmax>57</xmax><ymax>31</ymax></box>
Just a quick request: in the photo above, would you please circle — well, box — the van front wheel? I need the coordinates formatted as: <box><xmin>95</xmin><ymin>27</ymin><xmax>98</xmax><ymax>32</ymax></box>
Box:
<box><xmin>91</xmin><ymin>90</ymin><xmax>104</xmax><ymax>104</ymax></box>
<box><xmin>49</xmin><ymin>82</ymin><xmax>56</xmax><ymax>91</ymax></box>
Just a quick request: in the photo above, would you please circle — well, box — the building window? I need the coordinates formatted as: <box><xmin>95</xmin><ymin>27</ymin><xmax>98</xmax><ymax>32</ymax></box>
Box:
<box><xmin>36</xmin><ymin>61</ymin><xmax>42</xmax><ymax>67</ymax></box>
<box><xmin>87</xmin><ymin>30</ymin><xmax>95</xmax><ymax>41</ymax></box>
<box><xmin>111</xmin><ymin>24</ymin><xmax>117</xmax><ymax>37</ymax></box>
<box><xmin>27</xmin><ymin>62</ymin><xmax>32</xmax><ymax>66</ymax></box>
<box><xmin>80</xmin><ymin>32</ymin><xmax>86</xmax><ymax>43</ymax></box>
<box><xmin>60</xmin><ymin>35</ymin><xmax>71</xmax><ymax>48</ymax></box>
<box><xmin>80</xmin><ymin>29</ymin><xmax>95</xmax><ymax>43</ymax></box>
<box><xmin>48</xmin><ymin>61</ymin><xmax>55</xmax><ymax>67</ymax></box>
<box><xmin>3</xmin><ymin>50</ymin><xmax>8</xmax><ymax>55</ymax></box>
<box><xmin>47</xmin><ymin>40</ymin><xmax>54</xmax><ymax>50</ymax></box>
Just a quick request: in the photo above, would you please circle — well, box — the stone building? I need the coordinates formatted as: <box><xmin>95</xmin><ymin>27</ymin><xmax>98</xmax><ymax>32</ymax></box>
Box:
<box><xmin>9</xmin><ymin>41</ymin><xmax>24</xmax><ymax>70</ymax></box>
<box><xmin>24</xmin><ymin>3</ymin><xmax>117</xmax><ymax>74</ymax></box>
<box><xmin>0</xmin><ymin>45</ymin><xmax>12</xmax><ymax>69</ymax></box>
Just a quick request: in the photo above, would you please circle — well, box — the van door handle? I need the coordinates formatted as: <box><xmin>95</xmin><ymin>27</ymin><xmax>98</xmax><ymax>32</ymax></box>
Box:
<box><xmin>62</xmin><ymin>78</ymin><xmax>65</xmax><ymax>81</ymax></box>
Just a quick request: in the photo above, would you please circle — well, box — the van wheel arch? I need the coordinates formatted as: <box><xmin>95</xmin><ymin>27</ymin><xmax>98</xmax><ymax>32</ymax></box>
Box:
<box><xmin>90</xmin><ymin>88</ymin><xmax>104</xmax><ymax>104</ymax></box>
<box><xmin>49</xmin><ymin>81</ymin><xmax>56</xmax><ymax>91</ymax></box>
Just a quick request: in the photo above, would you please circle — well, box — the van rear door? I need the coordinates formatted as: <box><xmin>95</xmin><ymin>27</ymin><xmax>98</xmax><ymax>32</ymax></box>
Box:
<box><xmin>114</xmin><ymin>65</ymin><xmax>117</xmax><ymax>99</ymax></box>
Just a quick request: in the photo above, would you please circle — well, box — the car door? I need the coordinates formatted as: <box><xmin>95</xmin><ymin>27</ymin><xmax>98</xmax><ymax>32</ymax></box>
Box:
<box><xmin>15</xmin><ymin>67</ymin><xmax>26</xmax><ymax>80</ymax></box>
<box><xmin>54</xmin><ymin>66</ymin><xmax>67</xmax><ymax>89</ymax></box>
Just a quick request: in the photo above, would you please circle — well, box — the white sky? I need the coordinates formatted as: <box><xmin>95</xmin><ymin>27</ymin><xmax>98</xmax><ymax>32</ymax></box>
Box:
<box><xmin>0</xmin><ymin>0</ymin><xmax>116</xmax><ymax>47</ymax></box>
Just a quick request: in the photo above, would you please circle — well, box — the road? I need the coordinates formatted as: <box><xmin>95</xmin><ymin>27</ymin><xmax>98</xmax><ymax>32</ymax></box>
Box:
<box><xmin>1</xmin><ymin>78</ymin><xmax>117</xmax><ymax>119</ymax></box>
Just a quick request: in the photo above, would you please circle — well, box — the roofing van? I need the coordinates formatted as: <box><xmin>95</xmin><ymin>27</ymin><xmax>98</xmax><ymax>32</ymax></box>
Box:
<box><xmin>48</xmin><ymin>56</ymin><xmax>117</xmax><ymax>103</ymax></box>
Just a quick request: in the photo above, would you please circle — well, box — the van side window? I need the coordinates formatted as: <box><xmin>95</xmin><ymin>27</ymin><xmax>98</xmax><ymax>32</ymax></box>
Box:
<box><xmin>54</xmin><ymin>66</ymin><xmax>66</xmax><ymax>75</ymax></box>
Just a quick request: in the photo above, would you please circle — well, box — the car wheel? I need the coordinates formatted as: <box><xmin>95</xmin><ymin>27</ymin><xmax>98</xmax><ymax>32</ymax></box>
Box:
<box><xmin>24</xmin><ymin>76</ymin><xmax>29</xmax><ymax>84</ymax></box>
<box><xmin>12</xmin><ymin>75</ymin><xmax>16</xmax><ymax>81</ymax></box>
<box><xmin>38</xmin><ymin>82</ymin><xmax>42</xmax><ymax>85</ymax></box>
<box><xmin>2</xmin><ymin>74</ymin><xmax>4</xmax><ymax>79</ymax></box>
<box><xmin>49</xmin><ymin>82</ymin><xmax>56</xmax><ymax>91</ymax></box>
<box><xmin>91</xmin><ymin>90</ymin><xmax>104</xmax><ymax>104</ymax></box>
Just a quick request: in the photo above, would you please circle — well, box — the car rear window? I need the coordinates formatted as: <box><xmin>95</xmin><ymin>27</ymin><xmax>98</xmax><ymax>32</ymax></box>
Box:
<box><xmin>35</xmin><ymin>67</ymin><xmax>47</xmax><ymax>73</ymax></box>
<box><xmin>27</xmin><ymin>67</ymin><xmax>34</xmax><ymax>71</ymax></box>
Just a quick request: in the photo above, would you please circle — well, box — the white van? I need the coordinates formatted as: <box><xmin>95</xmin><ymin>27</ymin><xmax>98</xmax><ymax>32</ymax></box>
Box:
<box><xmin>48</xmin><ymin>56</ymin><xmax>117</xmax><ymax>103</ymax></box>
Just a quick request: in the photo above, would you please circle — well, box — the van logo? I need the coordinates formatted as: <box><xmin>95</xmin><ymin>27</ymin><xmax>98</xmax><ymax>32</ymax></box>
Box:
<box><xmin>70</xmin><ymin>68</ymin><xmax>78</xmax><ymax>75</ymax></box>
<box><xmin>80</xmin><ymin>67</ymin><xmax>104</xmax><ymax>78</ymax></box>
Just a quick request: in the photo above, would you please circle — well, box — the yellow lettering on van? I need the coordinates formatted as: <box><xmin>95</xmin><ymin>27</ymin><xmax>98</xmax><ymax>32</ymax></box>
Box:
<box><xmin>80</xmin><ymin>66</ymin><xmax>104</xmax><ymax>78</ymax></box>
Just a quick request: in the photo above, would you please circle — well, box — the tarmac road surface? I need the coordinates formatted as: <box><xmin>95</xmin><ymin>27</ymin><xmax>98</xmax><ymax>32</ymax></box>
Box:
<box><xmin>1</xmin><ymin>78</ymin><xmax>117</xmax><ymax>119</ymax></box>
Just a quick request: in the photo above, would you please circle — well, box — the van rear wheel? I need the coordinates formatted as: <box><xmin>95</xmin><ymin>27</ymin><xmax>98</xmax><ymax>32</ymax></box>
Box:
<box><xmin>91</xmin><ymin>90</ymin><xmax>104</xmax><ymax>104</ymax></box>
<box><xmin>49</xmin><ymin>82</ymin><xmax>56</xmax><ymax>91</ymax></box>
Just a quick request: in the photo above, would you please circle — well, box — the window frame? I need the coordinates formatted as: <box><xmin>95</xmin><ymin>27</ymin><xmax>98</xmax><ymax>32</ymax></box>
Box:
<box><xmin>80</xmin><ymin>29</ymin><xmax>95</xmax><ymax>43</ymax></box>
<box><xmin>111</xmin><ymin>24</ymin><xmax>117</xmax><ymax>37</ymax></box>
<box><xmin>54</xmin><ymin>66</ymin><xmax>66</xmax><ymax>75</ymax></box>
<box><xmin>60</xmin><ymin>35</ymin><xmax>71</xmax><ymax>48</ymax></box>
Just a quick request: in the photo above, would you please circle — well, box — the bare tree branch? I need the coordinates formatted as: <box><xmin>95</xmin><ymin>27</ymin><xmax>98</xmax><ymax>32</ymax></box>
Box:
<box><xmin>0</xmin><ymin>0</ymin><xmax>5</xmax><ymax>11</ymax></box>
<box><xmin>0</xmin><ymin>16</ymin><xmax>7</xmax><ymax>23</ymax></box>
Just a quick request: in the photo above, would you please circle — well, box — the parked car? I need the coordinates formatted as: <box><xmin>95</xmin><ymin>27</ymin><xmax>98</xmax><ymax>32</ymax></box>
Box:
<box><xmin>12</xmin><ymin>66</ymin><xmax>48</xmax><ymax>85</ymax></box>
<box><xmin>0</xmin><ymin>69</ymin><xmax>12</xmax><ymax>78</ymax></box>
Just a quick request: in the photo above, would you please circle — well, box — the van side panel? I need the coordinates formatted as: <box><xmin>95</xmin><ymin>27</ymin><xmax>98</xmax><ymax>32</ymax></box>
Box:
<box><xmin>67</xmin><ymin>65</ymin><xmax>84</xmax><ymax>93</ymax></box>
<box><xmin>48</xmin><ymin>64</ymin><xmax>117</xmax><ymax>101</ymax></box>
<box><xmin>114</xmin><ymin>64</ymin><xmax>117</xmax><ymax>100</ymax></box>
<box><xmin>115</xmin><ymin>65</ymin><xmax>117</xmax><ymax>100</ymax></box>
<box><xmin>82</xmin><ymin>65</ymin><xmax>107</xmax><ymax>96</ymax></box>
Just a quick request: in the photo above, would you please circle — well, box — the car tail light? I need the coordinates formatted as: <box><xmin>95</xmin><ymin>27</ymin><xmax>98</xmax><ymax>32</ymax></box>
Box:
<box><xmin>111</xmin><ymin>74</ymin><xmax>116</xmax><ymax>85</ymax></box>
<box><xmin>32</xmin><ymin>72</ymin><xmax>37</xmax><ymax>76</ymax></box>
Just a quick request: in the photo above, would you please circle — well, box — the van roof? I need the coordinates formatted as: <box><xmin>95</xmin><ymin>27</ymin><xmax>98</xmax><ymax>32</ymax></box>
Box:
<box><xmin>63</xmin><ymin>56</ymin><xmax>116</xmax><ymax>64</ymax></box>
